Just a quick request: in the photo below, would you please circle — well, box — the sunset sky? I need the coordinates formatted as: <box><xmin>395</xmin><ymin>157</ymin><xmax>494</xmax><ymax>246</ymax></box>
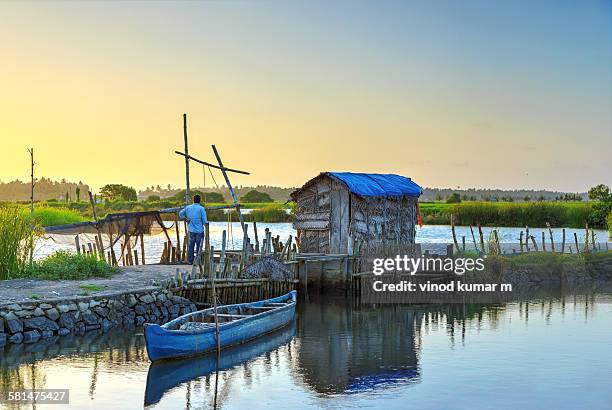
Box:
<box><xmin>0</xmin><ymin>1</ymin><xmax>610</xmax><ymax>192</ymax></box>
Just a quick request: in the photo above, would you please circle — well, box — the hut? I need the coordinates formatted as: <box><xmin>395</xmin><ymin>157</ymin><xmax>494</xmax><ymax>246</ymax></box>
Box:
<box><xmin>290</xmin><ymin>172</ymin><xmax>423</xmax><ymax>256</ymax></box>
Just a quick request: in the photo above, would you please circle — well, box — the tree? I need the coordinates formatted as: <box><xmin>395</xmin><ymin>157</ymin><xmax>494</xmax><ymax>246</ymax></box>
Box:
<box><xmin>588</xmin><ymin>184</ymin><xmax>611</xmax><ymax>202</ymax></box>
<box><xmin>587</xmin><ymin>184</ymin><xmax>612</xmax><ymax>228</ymax></box>
<box><xmin>446</xmin><ymin>193</ymin><xmax>461</xmax><ymax>204</ymax></box>
<box><xmin>147</xmin><ymin>195</ymin><xmax>161</xmax><ymax>201</ymax></box>
<box><xmin>99</xmin><ymin>184</ymin><xmax>137</xmax><ymax>202</ymax></box>
<box><xmin>240</xmin><ymin>190</ymin><xmax>274</xmax><ymax>203</ymax></box>
<box><xmin>76</xmin><ymin>186</ymin><xmax>80</xmax><ymax>202</ymax></box>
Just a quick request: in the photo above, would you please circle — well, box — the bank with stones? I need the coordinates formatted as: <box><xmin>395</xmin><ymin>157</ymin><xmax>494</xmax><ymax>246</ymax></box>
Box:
<box><xmin>0</xmin><ymin>288</ymin><xmax>196</xmax><ymax>346</ymax></box>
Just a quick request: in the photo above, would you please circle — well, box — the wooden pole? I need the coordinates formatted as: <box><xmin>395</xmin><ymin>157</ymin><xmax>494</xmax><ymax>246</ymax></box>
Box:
<box><xmin>88</xmin><ymin>191</ymin><xmax>106</xmax><ymax>262</ymax></box>
<box><xmin>219</xmin><ymin>230</ymin><xmax>227</xmax><ymax>278</ymax></box>
<box><xmin>574</xmin><ymin>232</ymin><xmax>580</xmax><ymax>254</ymax></box>
<box><xmin>140</xmin><ymin>233</ymin><xmax>146</xmax><ymax>265</ymax></box>
<box><xmin>561</xmin><ymin>228</ymin><xmax>566</xmax><ymax>253</ymax></box>
<box><xmin>450</xmin><ymin>214</ymin><xmax>459</xmax><ymax>252</ymax></box>
<box><xmin>477</xmin><ymin>223</ymin><xmax>485</xmax><ymax>254</ymax></box>
<box><xmin>253</xmin><ymin>221</ymin><xmax>260</xmax><ymax>253</ymax></box>
<box><xmin>546</xmin><ymin>222</ymin><xmax>555</xmax><ymax>252</ymax></box>
<box><xmin>183</xmin><ymin>113</ymin><xmax>190</xmax><ymax>206</ymax></box>
<box><xmin>174</xmin><ymin>212</ymin><xmax>181</xmax><ymax>262</ymax></box>
<box><xmin>541</xmin><ymin>231</ymin><xmax>546</xmax><ymax>252</ymax></box>
<box><xmin>75</xmin><ymin>235</ymin><xmax>81</xmax><ymax>255</ymax></box>
<box><xmin>469</xmin><ymin>225</ymin><xmax>478</xmax><ymax>252</ymax></box>
<box><xmin>28</xmin><ymin>148</ymin><xmax>35</xmax><ymax>215</ymax></box>
<box><xmin>211</xmin><ymin>144</ymin><xmax>245</xmax><ymax>233</ymax></box>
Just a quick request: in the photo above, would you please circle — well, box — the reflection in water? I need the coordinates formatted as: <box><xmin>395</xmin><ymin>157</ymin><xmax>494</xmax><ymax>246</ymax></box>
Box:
<box><xmin>144</xmin><ymin>322</ymin><xmax>296</xmax><ymax>406</ymax></box>
<box><xmin>0</xmin><ymin>291</ymin><xmax>611</xmax><ymax>409</ymax></box>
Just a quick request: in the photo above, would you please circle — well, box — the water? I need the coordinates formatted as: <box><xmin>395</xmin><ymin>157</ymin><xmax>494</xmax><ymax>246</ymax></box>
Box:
<box><xmin>2</xmin><ymin>291</ymin><xmax>612</xmax><ymax>409</ymax></box>
<box><xmin>34</xmin><ymin>223</ymin><xmax>610</xmax><ymax>261</ymax></box>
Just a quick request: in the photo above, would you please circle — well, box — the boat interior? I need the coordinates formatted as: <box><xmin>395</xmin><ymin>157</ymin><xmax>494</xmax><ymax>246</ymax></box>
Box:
<box><xmin>171</xmin><ymin>300</ymin><xmax>293</xmax><ymax>330</ymax></box>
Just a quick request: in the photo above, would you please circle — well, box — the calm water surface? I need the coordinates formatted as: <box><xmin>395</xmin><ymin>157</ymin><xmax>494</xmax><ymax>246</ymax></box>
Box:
<box><xmin>2</xmin><ymin>291</ymin><xmax>612</xmax><ymax>409</ymax></box>
<box><xmin>35</xmin><ymin>223</ymin><xmax>610</xmax><ymax>261</ymax></box>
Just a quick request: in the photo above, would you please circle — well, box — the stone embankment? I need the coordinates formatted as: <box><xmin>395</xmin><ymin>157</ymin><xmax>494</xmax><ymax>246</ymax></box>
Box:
<box><xmin>0</xmin><ymin>288</ymin><xmax>196</xmax><ymax>346</ymax></box>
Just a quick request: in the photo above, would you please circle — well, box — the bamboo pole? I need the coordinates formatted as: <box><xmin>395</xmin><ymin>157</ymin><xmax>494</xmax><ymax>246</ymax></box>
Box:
<box><xmin>211</xmin><ymin>144</ymin><xmax>246</xmax><ymax>233</ymax></box>
<box><xmin>253</xmin><ymin>221</ymin><xmax>260</xmax><ymax>253</ymax></box>
<box><xmin>183</xmin><ymin>113</ymin><xmax>190</xmax><ymax>206</ymax></box>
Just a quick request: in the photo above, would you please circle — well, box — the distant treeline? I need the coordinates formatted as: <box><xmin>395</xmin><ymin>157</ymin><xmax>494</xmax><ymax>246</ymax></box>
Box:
<box><xmin>139</xmin><ymin>185</ymin><xmax>295</xmax><ymax>203</ymax></box>
<box><xmin>421</xmin><ymin>188</ymin><xmax>587</xmax><ymax>202</ymax></box>
<box><xmin>0</xmin><ymin>178</ymin><xmax>89</xmax><ymax>202</ymax></box>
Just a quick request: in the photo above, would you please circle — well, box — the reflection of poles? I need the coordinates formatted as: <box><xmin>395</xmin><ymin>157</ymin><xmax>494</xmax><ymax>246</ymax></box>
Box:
<box><xmin>89</xmin><ymin>354</ymin><xmax>99</xmax><ymax>400</ymax></box>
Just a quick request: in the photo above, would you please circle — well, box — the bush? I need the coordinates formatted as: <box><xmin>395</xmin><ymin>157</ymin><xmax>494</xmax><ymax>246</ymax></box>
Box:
<box><xmin>17</xmin><ymin>251</ymin><xmax>117</xmax><ymax>280</ymax></box>
<box><xmin>446</xmin><ymin>193</ymin><xmax>461</xmax><ymax>203</ymax></box>
<box><xmin>146</xmin><ymin>195</ymin><xmax>161</xmax><ymax>201</ymax></box>
<box><xmin>0</xmin><ymin>205</ymin><xmax>40</xmax><ymax>280</ymax></box>
<box><xmin>240</xmin><ymin>190</ymin><xmax>273</xmax><ymax>203</ymax></box>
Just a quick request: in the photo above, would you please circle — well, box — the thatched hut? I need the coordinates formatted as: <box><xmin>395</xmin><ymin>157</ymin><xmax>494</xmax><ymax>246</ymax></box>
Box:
<box><xmin>290</xmin><ymin>172</ymin><xmax>423</xmax><ymax>255</ymax></box>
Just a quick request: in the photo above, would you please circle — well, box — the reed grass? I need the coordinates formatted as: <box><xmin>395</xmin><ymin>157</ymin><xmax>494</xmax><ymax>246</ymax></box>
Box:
<box><xmin>608</xmin><ymin>211</ymin><xmax>612</xmax><ymax>238</ymax></box>
<box><xmin>0</xmin><ymin>205</ymin><xmax>40</xmax><ymax>280</ymax></box>
<box><xmin>30</xmin><ymin>207</ymin><xmax>87</xmax><ymax>227</ymax></box>
<box><xmin>420</xmin><ymin>201</ymin><xmax>593</xmax><ymax>228</ymax></box>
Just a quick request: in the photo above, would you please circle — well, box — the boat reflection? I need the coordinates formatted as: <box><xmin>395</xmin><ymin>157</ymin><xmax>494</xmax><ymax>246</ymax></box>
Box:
<box><xmin>144</xmin><ymin>322</ymin><xmax>296</xmax><ymax>406</ymax></box>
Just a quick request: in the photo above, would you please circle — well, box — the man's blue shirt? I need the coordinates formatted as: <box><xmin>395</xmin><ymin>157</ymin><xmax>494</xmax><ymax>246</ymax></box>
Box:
<box><xmin>179</xmin><ymin>203</ymin><xmax>208</xmax><ymax>233</ymax></box>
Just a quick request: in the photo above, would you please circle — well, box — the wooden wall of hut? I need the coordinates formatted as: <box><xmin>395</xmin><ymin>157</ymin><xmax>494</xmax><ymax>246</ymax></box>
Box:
<box><xmin>293</xmin><ymin>174</ymin><xmax>418</xmax><ymax>258</ymax></box>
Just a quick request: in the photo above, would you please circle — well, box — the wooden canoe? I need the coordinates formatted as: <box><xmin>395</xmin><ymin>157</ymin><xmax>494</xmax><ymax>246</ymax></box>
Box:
<box><xmin>144</xmin><ymin>290</ymin><xmax>297</xmax><ymax>362</ymax></box>
<box><xmin>144</xmin><ymin>321</ymin><xmax>296</xmax><ymax>405</ymax></box>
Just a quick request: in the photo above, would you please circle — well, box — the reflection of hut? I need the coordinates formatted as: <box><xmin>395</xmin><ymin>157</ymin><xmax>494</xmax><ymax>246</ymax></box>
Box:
<box><xmin>290</xmin><ymin>172</ymin><xmax>423</xmax><ymax>254</ymax></box>
<box><xmin>295</xmin><ymin>295</ymin><xmax>423</xmax><ymax>394</ymax></box>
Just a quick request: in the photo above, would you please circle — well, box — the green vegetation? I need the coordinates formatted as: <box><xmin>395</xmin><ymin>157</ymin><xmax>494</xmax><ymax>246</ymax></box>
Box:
<box><xmin>246</xmin><ymin>205</ymin><xmax>293</xmax><ymax>222</ymax></box>
<box><xmin>608</xmin><ymin>211</ymin><xmax>612</xmax><ymax>238</ymax></box>
<box><xmin>240</xmin><ymin>190</ymin><xmax>274</xmax><ymax>203</ymax></box>
<box><xmin>420</xmin><ymin>201</ymin><xmax>593</xmax><ymax>228</ymax></box>
<box><xmin>446</xmin><ymin>193</ymin><xmax>461</xmax><ymax>203</ymax></box>
<box><xmin>99</xmin><ymin>184</ymin><xmax>138</xmax><ymax>202</ymax></box>
<box><xmin>587</xmin><ymin>184</ymin><xmax>612</xmax><ymax>228</ymax></box>
<box><xmin>79</xmin><ymin>283</ymin><xmax>107</xmax><ymax>292</ymax></box>
<box><xmin>0</xmin><ymin>205</ymin><xmax>40</xmax><ymax>280</ymax></box>
<box><xmin>30</xmin><ymin>293</ymin><xmax>42</xmax><ymax>300</ymax></box>
<box><xmin>171</xmin><ymin>189</ymin><xmax>225</xmax><ymax>203</ymax></box>
<box><xmin>14</xmin><ymin>251</ymin><xmax>117</xmax><ymax>280</ymax></box>
<box><xmin>30</xmin><ymin>207</ymin><xmax>87</xmax><ymax>226</ymax></box>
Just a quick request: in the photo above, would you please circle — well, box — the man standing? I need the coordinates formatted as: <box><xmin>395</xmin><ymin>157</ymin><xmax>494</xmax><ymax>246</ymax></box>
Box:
<box><xmin>179</xmin><ymin>194</ymin><xmax>208</xmax><ymax>265</ymax></box>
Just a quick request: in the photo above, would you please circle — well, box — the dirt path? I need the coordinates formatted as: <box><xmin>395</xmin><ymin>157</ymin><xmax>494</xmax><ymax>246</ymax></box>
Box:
<box><xmin>0</xmin><ymin>264</ymin><xmax>191</xmax><ymax>306</ymax></box>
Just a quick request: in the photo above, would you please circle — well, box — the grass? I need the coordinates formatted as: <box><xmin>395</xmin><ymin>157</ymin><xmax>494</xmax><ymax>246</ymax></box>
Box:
<box><xmin>29</xmin><ymin>207</ymin><xmax>87</xmax><ymax>227</ymax></box>
<box><xmin>420</xmin><ymin>201</ymin><xmax>593</xmax><ymax>228</ymax></box>
<box><xmin>0</xmin><ymin>205</ymin><xmax>40</xmax><ymax>280</ymax></box>
<box><xmin>608</xmin><ymin>212</ymin><xmax>612</xmax><ymax>238</ymax></box>
<box><xmin>30</xmin><ymin>293</ymin><xmax>42</xmax><ymax>300</ymax></box>
<box><xmin>79</xmin><ymin>284</ymin><xmax>107</xmax><ymax>292</ymax></box>
<box><xmin>13</xmin><ymin>251</ymin><xmax>117</xmax><ymax>280</ymax></box>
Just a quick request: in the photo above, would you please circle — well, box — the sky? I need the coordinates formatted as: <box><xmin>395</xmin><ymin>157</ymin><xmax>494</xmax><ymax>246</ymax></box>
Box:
<box><xmin>0</xmin><ymin>0</ymin><xmax>610</xmax><ymax>192</ymax></box>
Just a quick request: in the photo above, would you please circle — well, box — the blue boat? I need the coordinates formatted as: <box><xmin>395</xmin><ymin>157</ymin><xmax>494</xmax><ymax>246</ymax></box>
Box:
<box><xmin>144</xmin><ymin>321</ymin><xmax>296</xmax><ymax>405</ymax></box>
<box><xmin>144</xmin><ymin>290</ymin><xmax>297</xmax><ymax>362</ymax></box>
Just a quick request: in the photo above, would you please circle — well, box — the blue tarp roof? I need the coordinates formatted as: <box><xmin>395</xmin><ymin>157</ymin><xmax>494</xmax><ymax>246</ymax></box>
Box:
<box><xmin>326</xmin><ymin>172</ymin><xmax>422</xmax><ymax>198</ymax></box>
